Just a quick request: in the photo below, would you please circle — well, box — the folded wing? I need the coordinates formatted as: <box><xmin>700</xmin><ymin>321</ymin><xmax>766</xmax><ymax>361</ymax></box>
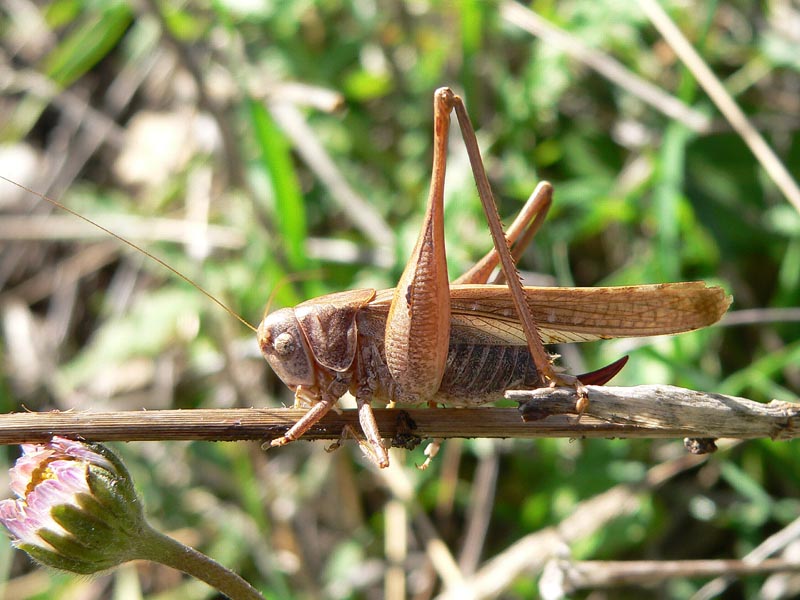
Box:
<box><xmin>446</xmin><ymin>282</ymin><xmax>731</xmax><ymax>345</ymax></box>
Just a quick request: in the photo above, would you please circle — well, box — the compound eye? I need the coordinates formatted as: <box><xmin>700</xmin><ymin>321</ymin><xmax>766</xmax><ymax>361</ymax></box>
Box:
<box><xmin>273</xmin><ymin>332</ymin><xmax>296</xmax><ymax>355</ymax></box>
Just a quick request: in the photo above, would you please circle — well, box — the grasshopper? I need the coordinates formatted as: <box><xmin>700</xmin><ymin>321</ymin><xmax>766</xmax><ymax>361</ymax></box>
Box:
<box><xmin>257</xmin><ymin>88</ymin><xmax>730</xmax><ymax>468</ymax></box>
<box><xmin>1</xmin><ymin>88</ymin><xmax>730</xmax><ymax>469</ymax></box>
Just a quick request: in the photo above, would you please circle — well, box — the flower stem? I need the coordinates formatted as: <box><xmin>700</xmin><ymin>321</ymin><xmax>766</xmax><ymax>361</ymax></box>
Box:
<box><xmin>132</xmin><ymin>524</ymin><xmax>265</xmax><ymax>600</ymax></box>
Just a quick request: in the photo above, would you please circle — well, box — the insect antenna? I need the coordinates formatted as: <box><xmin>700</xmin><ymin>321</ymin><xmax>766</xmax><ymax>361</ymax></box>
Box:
<box><xmin>261</xmin><ymin>269</ymin><xmax>326</xmax><ymax>321</ymax></box>
<box><xmin>0</xmin><ymin>174</ymin><xmax>258</xmax><ymax>333</ymax></box>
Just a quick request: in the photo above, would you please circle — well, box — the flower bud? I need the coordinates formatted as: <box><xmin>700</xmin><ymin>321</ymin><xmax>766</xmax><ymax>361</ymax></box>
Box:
<box><xmin>0</xmin><ymin>436</ymin><xmax>146</xmax><ymax>573</ymax></box>
<box><xmin>1</xmin><ymin>437</ymin><xmax>266</xmax><ymax>599</ymax></box>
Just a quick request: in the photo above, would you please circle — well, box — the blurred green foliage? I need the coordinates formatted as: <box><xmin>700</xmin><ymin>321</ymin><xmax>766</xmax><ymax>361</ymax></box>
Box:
<box><xmin>0</xmin><ymin>0</ymin><xmax>799</xmax><ymax>598</ymax></box>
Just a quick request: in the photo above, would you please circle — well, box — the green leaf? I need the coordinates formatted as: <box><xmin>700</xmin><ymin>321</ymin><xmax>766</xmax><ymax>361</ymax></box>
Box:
<box><xmin>42</xmin><ymin>3</ymin><xmax>132</xmax><ymax>88</ymax></box>
<box><xmin>247</xmin><ymin>99</ymin><xmax>308</xmax><ymax>273</ymax></box>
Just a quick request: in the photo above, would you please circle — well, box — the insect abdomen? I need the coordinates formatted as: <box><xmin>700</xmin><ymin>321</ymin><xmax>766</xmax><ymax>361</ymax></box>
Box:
<box><xmin>435</xmin><ymin>344</ymin><xmax>543</xmax><ymax>406</ymax></box>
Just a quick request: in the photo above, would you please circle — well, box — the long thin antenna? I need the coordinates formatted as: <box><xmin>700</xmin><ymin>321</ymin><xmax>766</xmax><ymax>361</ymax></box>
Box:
<box><xmin>260</xmin><ymin>269</ymin><xmax>325</xmax><ymax>323</ymax></box>
<box><xmin>0</xmin><ymin>174</ymin><xmax>258</xmax><ymax>333</ymax></box>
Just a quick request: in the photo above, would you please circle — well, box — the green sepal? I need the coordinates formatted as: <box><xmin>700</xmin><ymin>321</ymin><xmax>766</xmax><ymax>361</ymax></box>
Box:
<box><xmin>35</xmin><ymin>527</ymin><xmax>123</xmax><ymax>572</ymax></box>
<box><xmin>50</xmin><ymin>503</ymin><xmax>117</xmax><ymax>550</ymax></box>
<box><xmin>85</xmin><ymin>469</ymin><xmax>142</xmax><ymax>525</ymax></box>
<box><xmin>18</xmin><ymin>542</ymin><xmax>105</xmax><ymax>575</ymax></box>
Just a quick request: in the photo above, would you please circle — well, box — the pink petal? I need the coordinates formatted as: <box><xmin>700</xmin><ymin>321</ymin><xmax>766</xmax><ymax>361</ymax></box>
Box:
<box><xmin>1</xmin><ymin>438</ymin><xmax>107</xmax><ymax>550</ymax></box>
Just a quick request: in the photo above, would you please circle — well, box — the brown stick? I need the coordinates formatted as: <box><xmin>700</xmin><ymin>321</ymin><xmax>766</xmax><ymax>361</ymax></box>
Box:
<box><xmin>511</xmin><ymin>384</ymin><xmax>799</xmax><ymax>441</ymax></box>
<box><xmin>541</xmin><ymin>558</ymin><xmax>800</xmax><ymax>593</ymax></box>
<box><xmin>0</xmin><ymin>385</ymin><xmax>797</xmax><ymax>445</ymax></box>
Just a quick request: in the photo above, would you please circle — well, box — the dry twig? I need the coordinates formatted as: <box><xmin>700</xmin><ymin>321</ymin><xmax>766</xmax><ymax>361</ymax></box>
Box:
<box><xmin>0</xmin><ymin>385</ymin><xmax>795</xmax><ymax>445</ymax></box>
<box><xmin>540</xmin><ymin>557</ymin><xmax>800</xmax><ymax>596</ymax></box>
<box><xmin>638</xmin><ymin>0</ymin><xmax>800</xmax><ymax>214</ymax></box>
<box><xmin>511</xmin><ymin>384</ymin><xmax>799</xmax><ymax>442</ymax></box>
<box><xmin>436</xmin><ymin>453</ymin><xmax>709</xmax><ymax>600</ymax></box>
<box><xmin>500</xmin><ymin>1</ymin><xmax>711</xmax><ymax>132</ymax></box>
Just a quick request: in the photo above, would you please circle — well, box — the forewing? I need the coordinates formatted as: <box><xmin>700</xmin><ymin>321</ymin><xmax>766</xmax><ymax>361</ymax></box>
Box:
<box><xmin>446</xmin><ymin>282</ymin><xmax>731</xmax><ymax>345</ymax></box>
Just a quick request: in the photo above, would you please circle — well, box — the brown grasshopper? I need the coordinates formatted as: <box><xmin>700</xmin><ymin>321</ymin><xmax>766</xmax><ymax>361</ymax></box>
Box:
<box><xmin>1</xmin><ymin>88</ymin><xmax>730</xmax><ymax>469</ymax></box>
<box><xmin>256</xmin><ymin>88</ymin><xmax>731</xmax><ymax>468</ymax></box>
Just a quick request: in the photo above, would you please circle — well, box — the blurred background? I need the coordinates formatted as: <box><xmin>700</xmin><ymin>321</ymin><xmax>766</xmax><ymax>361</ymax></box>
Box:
<box><xmin>1</xmin><ymin>0</ymin><xmax>799</xmax><ymax>598</ymax></box>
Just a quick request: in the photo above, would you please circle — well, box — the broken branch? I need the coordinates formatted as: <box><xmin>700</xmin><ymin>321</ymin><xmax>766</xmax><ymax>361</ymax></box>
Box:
<box><xmin>0</xmin><ymin>385</ymin><xmax>795</xmax><ymax>446</ymax></box>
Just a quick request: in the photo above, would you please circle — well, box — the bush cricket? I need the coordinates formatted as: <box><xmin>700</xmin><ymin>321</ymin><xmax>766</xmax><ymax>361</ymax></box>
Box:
<box><xmin>1</xmin><ymin>88</ymin><xmax>731</xmax><ymax>469</ymax></box>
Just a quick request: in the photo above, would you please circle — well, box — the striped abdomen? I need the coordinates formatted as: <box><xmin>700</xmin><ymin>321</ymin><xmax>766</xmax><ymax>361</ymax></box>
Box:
<box><xmin>434</xmin><ymin>343</ymin><xmax>542</xmax><ymax>406</ymax></box>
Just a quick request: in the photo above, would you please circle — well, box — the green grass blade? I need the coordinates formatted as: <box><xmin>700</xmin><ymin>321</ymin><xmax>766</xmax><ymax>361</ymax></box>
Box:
<box><xmin>43</xmin><ymin>3</ymin><xmax>132</xmax><ymax>88</ymax></box>
<box><xmin>247</xmin><ymin>99</ymin><xmax>308</xmax><ymax>274</ymax></box>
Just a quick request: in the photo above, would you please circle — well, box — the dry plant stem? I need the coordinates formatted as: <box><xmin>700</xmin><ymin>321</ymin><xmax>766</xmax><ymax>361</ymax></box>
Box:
<box><xmin>378</xmin><ymin>451</ymin><xmax>466</xmax><ymax>590</ymax></box>
<box><xmin>637</xmin><ymin>0</ymin><xmax>800</xmax><ymax>214</ymax></box>
<box><xmin>458</xmin><ymin>450</ymin><xmax>499</xmax><ymax>575</ymax></box>
<box><xmin>548</xmin><ymin>558</ymin><xmax>800</xmax><ymax>592</ymax></box>
<box><xmin>251</xmin><ymin>82</ymin><xmax>344</xmax><ymax>112</ymax></box>
<box><xmin>722</xmin><ymin>307</ymin><xmax>800</xmax><ymax>326</ymax></box>
<box><xmin>0</xmin><ymin>385</ymin><xmax>796</xmax><ymax>444</ymax></box>
<box><xmin>0</xmin><ymin>214</ymin><xmax>244</xmax><ymax>249</ymax></box>
<box><xmin>693</xmin><ymin>515</ymin><xmax>800</xmax><ymax>600</ymax></box>
<box><xmin>437</xmin><ymin>453</ymin><xmax>708</xmax><ymax>600</ymax></box>
<box><xmin>511</xmin><ymin>385</ymin><xmax>800</xmax><ymax>440</ymax></box>
<box><xmin>500</xmin><ymin>1</ymin><xmax>710</xmax><ymax>133</ymax></box>
<box><xmin>384</xmin><ymin>499</ymin><xmax>407</xmax><ymax>600</ymax></box>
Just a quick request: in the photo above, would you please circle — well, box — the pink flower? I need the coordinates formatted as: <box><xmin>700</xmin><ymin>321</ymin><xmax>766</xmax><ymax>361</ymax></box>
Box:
<box><xmin>0</xmin><ymin>437</ymin><xmax>114</xmax><ymax>549</ymax></box>
<box><xmin>0</xmin><ymin>436</ymin><xmax>147</xmax><ymax>574</ymax></box>
<box><xmin>0</xmin><ymin>437</ymin><xmax>265</xmax><ymax>598</ymax></box>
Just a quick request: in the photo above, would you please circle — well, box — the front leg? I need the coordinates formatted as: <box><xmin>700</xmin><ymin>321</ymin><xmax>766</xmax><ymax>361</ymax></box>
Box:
<box><xmin>267</xmin><ymin>387</ymin><xmax>337</xmax><ymax>448</ymax></box>
<box><xmin>323</xmin><ymin>383</ymin><xmax>389</xmax><ymax>468</ymax></box>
